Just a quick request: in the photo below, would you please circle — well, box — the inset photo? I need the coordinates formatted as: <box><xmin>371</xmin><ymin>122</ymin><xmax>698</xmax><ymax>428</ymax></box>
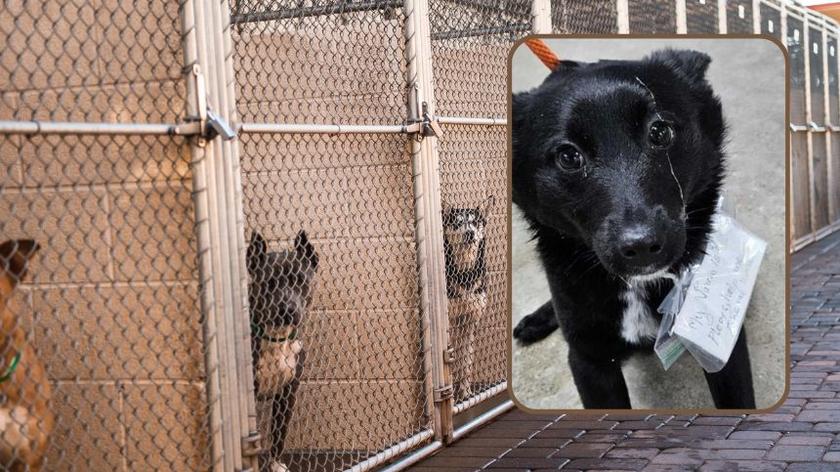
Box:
<box><xmin>510</xmin><ymin>38</ymin><xmax>787</xmax><ymax>410</ymax></box>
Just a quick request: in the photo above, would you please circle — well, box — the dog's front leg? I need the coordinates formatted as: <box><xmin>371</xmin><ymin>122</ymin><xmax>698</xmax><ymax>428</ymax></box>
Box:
<box><xmin>703</xmin><ymin>327</ymin><xmax>756</xmax><ymax>409</ymax></box>
<box><xmin>568</xmin><ymin>347</ymin><xmax>631</xmax><ymax>409</ymax></box>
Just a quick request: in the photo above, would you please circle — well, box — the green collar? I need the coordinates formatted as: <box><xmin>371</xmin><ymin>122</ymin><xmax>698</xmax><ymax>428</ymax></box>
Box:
<box><xmin>0</xmin><ymin>352</ymin><xmax>21</xmax><ymax>383</ymax></box>
<box><xmin>250</xmin><ymin>323</ymin><xmax>296</xmax><ymax>343</ymax></box>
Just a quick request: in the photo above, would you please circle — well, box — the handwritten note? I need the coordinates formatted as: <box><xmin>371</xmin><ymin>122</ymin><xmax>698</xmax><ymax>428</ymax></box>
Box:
<box><xmin>671</xmin><ymin>213</ymin><xmax>766</xmax><ymax>372</ymax></box>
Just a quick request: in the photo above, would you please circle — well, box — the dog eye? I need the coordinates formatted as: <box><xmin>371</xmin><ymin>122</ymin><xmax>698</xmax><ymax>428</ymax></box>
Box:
<box><xmin>553</xmin><ymin>144</ymin><xmax>585</xmax><ymax>172</ymax></box>
<box><xmin>649</xmin><ymin>120</ymin><xmax>675</xmax><ymax>148</ymax></box>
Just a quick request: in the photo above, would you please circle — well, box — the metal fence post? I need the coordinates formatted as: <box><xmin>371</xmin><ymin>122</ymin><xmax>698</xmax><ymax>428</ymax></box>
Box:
<box><xmin>532</xmin><ymin>0</ymin><xmax>552</xmax><ymax>34</ymax></box>
<box><xmin>823</xmin><ymin>18</ymin><xmax>835</xmax><ymax>225</ymax></box>
<box><xmin>676</xmin><ymin>0</ymin><xmax>687</xmax><ymax>34</ymax></box>
<box><xmin>208</xmin><ymin>0</ymin><xmax>258</xmax><ymax>470</ymax></box>
<box><xmin>718</xmin><ymin>0</ymin><xmax>727</xmax><ymax>33</ymax></box>
<box><xmin>404</xmin><ymin>0</ymin><xmax>454</xmax><ymax>443</ymax></box>
<box><xmin>617</xmin><ymin>0</ymin><xmax>630</xmax><ymax>33</ymax></box>
<box><xmin>182</xmin><ymin>0</ymin><xmax>251</xmax><ymax>469</ymax></box>
<box><xmin>803</xmin><ymin>12</ymin><xmax>819</xmax><ymax>240</ymax></box>
<box><xmin>181</xmin><ymin>1</ymin><xmax>227</xmax><ymax>469</ymax></box>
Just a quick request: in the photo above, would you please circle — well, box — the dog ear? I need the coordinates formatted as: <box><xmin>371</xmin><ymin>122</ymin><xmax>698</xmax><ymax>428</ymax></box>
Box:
<box><xmin>0</xmin><ymin>240</ymin><xmax>39</xmax><ymax>288</ymax></box>
<box><xmin>247</xmin><ymin>232</ymin><xmax>268</xmax><ymax>272</ymax></box>
<box><xmin>648</xmin><ymin>49</ymin><xmax>711</xmax><ymax>84</ymax></box>
<box><xmin>294</xmin><ymin>230</ymin><xmax>319</xmax><ymax>270</ymax></box>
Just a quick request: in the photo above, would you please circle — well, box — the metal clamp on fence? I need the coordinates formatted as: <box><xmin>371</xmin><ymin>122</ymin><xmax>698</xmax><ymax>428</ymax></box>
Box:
<box><xmin>204</xmin><ymin>110</ymin><xmax>237</xmax><ymax>141</ymax></box>
<box><xmin>809</xmin><ymin>121</ymin><xmax>827</xmax><ymax>132</ymax></box>
<box><xmin>412</xmin><ymin>102</ymin><xmax>444</xmax><ymax>138</ymax></box>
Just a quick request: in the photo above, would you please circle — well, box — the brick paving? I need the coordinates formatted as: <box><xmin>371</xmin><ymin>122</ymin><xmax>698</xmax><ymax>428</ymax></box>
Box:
<box><xmin>408</xmin><ymin>233</ymin><xmax>840</xmax><ymax>471</ymax></box>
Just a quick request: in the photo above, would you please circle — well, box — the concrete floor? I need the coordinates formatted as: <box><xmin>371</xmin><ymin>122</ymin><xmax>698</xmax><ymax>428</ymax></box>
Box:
<box><xmin>511</xmin><ymin>39</ymin><xmax>787</xmax><ymax>410</ymax></box>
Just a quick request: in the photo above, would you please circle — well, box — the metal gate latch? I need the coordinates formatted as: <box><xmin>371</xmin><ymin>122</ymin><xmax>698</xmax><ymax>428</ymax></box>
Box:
<box><xmin>443</xmin><ymin>346</ymin><xmax>456</xmax><ymax>364</ymax></box>
<box><xmin>205</xmin><ymin>109</ymin><xmax>237</xmax><ymax>141</ymax></box>
<box><xmin>241</xmin><ymin>431</ymin><xmax>263</xmax><ymax>457</ymax></box>
<box><xmin>434</xmin><ymin>384</ymin><xmax>454</xmax><ymax>402</ymax></box>
<box><xmin>419</xmin><ymin>102</ymin><xmax>443</xmax><ymax>138</ymax></box>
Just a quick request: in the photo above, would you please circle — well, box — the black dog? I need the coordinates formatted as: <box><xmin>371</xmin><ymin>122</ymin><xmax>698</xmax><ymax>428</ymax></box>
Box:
<box><xmin>511</xmin><ymin>49</ymin><xmax>755</xmax><ymax>409</ymax></box>
<box><xmin>247</xmin><ymin>231</ymin><xmax>318</xmax><ymax>471</ymax></box>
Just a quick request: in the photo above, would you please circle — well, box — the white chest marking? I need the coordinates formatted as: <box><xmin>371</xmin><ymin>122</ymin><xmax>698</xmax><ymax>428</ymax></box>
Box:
<box><xmin>620</xmin><ymin>287</ymin><xmax>659</xmax><ymax>344</ymax></box>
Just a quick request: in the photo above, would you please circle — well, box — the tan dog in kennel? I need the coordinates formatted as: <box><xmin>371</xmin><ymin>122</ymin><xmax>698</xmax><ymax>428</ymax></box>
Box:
<box><xmin>0</xmin><ymin>240</ymin><xmax>54</xmax><ymax>471</ymax></box>
<box><xmin>443</xmin><ymin>196</ymin><xmax>493</xmax><ymax>401</ymax></box>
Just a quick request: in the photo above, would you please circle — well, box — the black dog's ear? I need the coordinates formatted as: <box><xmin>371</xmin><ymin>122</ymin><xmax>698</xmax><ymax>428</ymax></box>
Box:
<box><xmin>544</xmin><ymin>60</ymin><xmax>582</xmax><ymax>81</ymax></box>
<box><xmin>294</xmin><ymin>230</ymin><xmax>319</xmax><ymax>270</ymax></box>
<box><xmin>512</xmin><ymin>88</ymin><xmax>532</xmax><ymax>108</ymax></box>
<box><xmin>0</xmin><ymin>240</ymin><xmax>39</xmax><ymax>288</ymax></box>
<box><xmin>247</xmin><ymin>232</ymin><xmax>268</xmax><ymax>272</ymax></box>
<box><xmin>648</xmin><ymin>49</ymin><xmax>711</xmax><ymax>83</ymax></box>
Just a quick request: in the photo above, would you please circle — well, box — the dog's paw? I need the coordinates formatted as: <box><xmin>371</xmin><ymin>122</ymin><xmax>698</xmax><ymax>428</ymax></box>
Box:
<box><xmin>269</xmin><ymin>461</ymin><xmax>289</xmax><ymax>472</ymax></box>
<box><xmin>513</xmin><ymin>311</ymin><xmax>559</xmax><ymax>345</ymax></box>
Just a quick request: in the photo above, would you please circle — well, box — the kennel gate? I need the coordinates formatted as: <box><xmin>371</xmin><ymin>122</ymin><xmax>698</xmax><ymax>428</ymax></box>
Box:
<box><xmin>0</xmin><ymin>0</ymin><xmax>836</xmax><ymax>471</ymax></box>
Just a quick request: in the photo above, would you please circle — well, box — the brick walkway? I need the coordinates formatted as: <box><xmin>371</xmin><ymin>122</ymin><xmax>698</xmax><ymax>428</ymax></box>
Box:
<box><xmin>408</xmin><ymin>233</ymin><xmax>840</xmax><ymax>471</ymax></box>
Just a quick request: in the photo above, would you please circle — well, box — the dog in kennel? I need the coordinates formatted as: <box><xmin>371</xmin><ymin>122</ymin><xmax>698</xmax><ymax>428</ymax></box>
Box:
<box><xmin>0</xmin><ymin>240</ymin><xmax>54</xmax><ymax>472</ymax></box>
<box><xmin>247</xmin><ymin>231</ymin><xmax>318</xmax><ymax>472</ymax></box>
<box><xmin>443</xmin><ymin>195</ymin><xmax>494</xmax><ymax>400</ymax></box>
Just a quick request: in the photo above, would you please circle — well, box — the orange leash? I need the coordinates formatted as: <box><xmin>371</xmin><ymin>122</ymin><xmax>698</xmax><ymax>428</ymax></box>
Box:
<box><xmin>524</xmin><ymin>38</ymin><xmax>560</xmax><ymax>71</ymax></box>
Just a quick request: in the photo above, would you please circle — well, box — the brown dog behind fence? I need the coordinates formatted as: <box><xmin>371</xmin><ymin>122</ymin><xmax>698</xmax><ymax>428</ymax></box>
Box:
<box><xmin>0</xmin><ymin>241</ymin><xmax>54</xmax><ymax>472</ymax></box>
<box><xmin>443</xmin><ymin>195</ymin><xmax>494</xmax><ymax>401</ymax></box>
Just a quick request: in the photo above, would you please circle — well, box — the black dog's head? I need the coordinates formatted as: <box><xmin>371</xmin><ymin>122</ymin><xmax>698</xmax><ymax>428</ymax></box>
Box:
<box><xmin>513</xmin><ymin>49</ymin><xmax>725</xmax><ymax>278</ymax></box>
<box><xmin>247</xmin><ymin>230</ymin><xmax>319</xmax><ymax>328</ymax></box>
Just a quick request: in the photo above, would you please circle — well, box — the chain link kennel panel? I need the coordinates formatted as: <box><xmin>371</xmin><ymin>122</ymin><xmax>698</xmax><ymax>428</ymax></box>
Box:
<box><xmin>760</xmin><ymin>1</ymin><xmax>782</xmax><ymax>40</ymax></box>
<box><xmin>230</xmin><ymin>0</ymin><xmax>407</xmax><ymax>126</ymax></box>
<box><xmin>628</xmin><ymin>0</ymin><xmax>677</xmax><ymax>33</ymax></box>
<box><xmin>828</xmin><ymin>34</ymin><xmax>840</xmax><ymax>223</ymax></box>
<box><xmin>788</xmin><ymin>11</ymin><xmax>812</xmax><ymax>241</ymax></box>
<box><xmin>0</xmin><ymin>1</ymin><xmax>217</xmax><ymax>470</ymax></box>
<box><xmin>428</xmin><ymin>0</ymin><xmax>528</xmax><ymax>412</ymax></box>
<box><xmin>727</xmin><ymin>0</ymin><xmax>754</xmax><ymax>34</ymax></box>
<box><xmin>551</xmin><ymin>0</ymin><xmax>618</xmax><ymax>34</ymax></box>
<box><xmin>686</xmin><ymin>0</ymin><xmax>719</xmax><ymax>33</ymax></box>
<box><xmin>230</xmin><ymin>2</ymin><xmax>431</xmax><ymax>471</ymax></box>
<box><xmin>808</xmin><ymin>20</ymin><xmax>831</xmax><ymax>232</ymax></box>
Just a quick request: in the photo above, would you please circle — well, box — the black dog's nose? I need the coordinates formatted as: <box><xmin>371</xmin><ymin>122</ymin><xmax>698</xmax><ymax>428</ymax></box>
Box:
<box><xmin>618</xmin><ymin>228</ymin><xmax>664</xmax><ymax>263</ymax></box>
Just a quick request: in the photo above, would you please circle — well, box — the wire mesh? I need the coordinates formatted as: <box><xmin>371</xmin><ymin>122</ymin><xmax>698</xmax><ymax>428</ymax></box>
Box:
<box><xmin>551</xmin><ymin>0</ymin><xmax>618</xmax><ymax>34</ymax></box>
<box><xmin>438</xmin><ymin>125</ymin><xmax>508</xmax><ymax>408</ymax></box>
<box><xmin>628</xmin><ymin>0</ymin><xmax>677</xmax><ymax>33</ymax></box>
<box><xmin>237</xmin><ymin>130</ymin><xmax>429</xmax><ymax>471</ymax></box>
<box><xmin>726</xmin><ymin>0</ymin><xmax>753</xmax><ymax>33</ymax></box>
<box><xmin>686</xmin><ymin>0</ymin><xmax>719</xmax><ymax>33</ymax></box>
<box><xmin>427</xmin><ymin>0</ymin><xmax>526</xmax><ymax>415</ymax></box>
<box><xmin>760</xmin><ymin>1</ymin><xmax>782</xmax><ymax>40</ymax></box>
<box><xmin>809</xmin><ymin>21</ymin><xmax>831</xmax><ymax>232</ymax></box>
<box><xmin>787</xmin><ymin>11</ymin><xmax>812</xmax><ymax>241</ymax></box>
<box><xmin>0</xmin><ymin>1</ymin><xmax>215</xmax><ymax>470</ymax></box>
<box><xmin>429</xmin><ymin>0</ymin><xmax>531</xmax><ymax>119</ymax></box>
<box><xmin>230</xmin><ymin>0</ymin><xmax>407</xmax><ymax>126</ymax></box>
<box><xmin>828</xmin><ymin>35</ymin><xmax>840</xmax><ymax>223</ymax></box>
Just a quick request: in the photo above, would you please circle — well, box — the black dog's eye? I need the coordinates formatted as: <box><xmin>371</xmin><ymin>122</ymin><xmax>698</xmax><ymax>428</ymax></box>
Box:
<box><xmin>553</xmin><ymin>144</ymin><xmax>585</xmax><ymax>172</ymax></box>
<box><xmin>649</xmin><ymin>120</ymin><xmax>675</xmax><ymax>148</ymax></box>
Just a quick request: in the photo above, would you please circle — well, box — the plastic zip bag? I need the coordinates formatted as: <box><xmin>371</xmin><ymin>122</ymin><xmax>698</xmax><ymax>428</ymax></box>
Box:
<box><xmin>655</xmin><ymin>212</ymin><xmax>767</xmax><ymax>373</ymax></box>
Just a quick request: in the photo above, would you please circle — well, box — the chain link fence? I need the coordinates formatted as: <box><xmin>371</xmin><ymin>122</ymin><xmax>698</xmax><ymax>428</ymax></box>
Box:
<box><xmin>0</xmin><ymin>0</ymin><xmax>835</xmax><ymax>471</ymax></box>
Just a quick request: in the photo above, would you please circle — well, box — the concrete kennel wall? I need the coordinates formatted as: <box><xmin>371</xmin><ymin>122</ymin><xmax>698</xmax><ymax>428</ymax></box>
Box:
<box><xmin>0</xmin><ymin>1</ymin><xmax>209</xmax><ymax>470</ymax></box>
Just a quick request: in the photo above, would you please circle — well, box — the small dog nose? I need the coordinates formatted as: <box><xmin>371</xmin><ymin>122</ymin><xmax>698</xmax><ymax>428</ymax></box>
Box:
<box><xmin>618</xmin><ymin>227</ymin><xmax>663</xmax><ymax>262</ymax></box>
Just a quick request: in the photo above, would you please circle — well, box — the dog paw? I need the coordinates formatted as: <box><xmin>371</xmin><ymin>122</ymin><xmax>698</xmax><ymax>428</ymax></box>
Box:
<box><xmin>513</xmin><ymin>312</ymin><xmax>558</xmax><ymax>345</ymax></box>
<box><xmin>269</xmin><ymin>461</ymin><xmax>290</xmax><ymax>472</ymax></box>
